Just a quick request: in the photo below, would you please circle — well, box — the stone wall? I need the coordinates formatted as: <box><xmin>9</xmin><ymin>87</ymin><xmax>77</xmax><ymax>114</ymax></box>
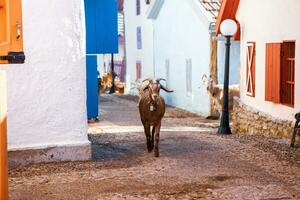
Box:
<box><xmin>232</xmin><ymin>97</ymin><xmax>296</xmax><ymax>140</ymax></box>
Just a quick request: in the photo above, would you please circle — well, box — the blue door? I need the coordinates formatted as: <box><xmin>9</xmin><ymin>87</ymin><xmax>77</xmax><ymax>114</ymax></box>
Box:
<box><xmin>84</xmin><ymin>0</ymin><xmax>118</xmax><ymax>119</ymax></box>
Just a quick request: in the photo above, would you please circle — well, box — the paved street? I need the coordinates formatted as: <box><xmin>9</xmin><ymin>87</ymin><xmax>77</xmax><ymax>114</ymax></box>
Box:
<box><xmin>9</xmin><ymin>94</ymin><xmax>300</xmax><ymax>199</ymax></box>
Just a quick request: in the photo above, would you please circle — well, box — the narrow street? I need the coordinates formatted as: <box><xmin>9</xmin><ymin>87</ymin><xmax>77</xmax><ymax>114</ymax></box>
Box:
<box><xmin>9</xmin><ymin>94</ymin><xmax>300</xmax><ymax>200</ymax></box>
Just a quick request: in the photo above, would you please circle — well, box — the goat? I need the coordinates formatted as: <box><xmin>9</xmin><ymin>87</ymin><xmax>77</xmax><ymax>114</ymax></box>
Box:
<box><xmin>201</xmin><ymin>75</ymin><xmax>240</xmax><ymax>117</ymax></box>
<box><xmin>138</xmin><ymin>78</ymin><xmax>173</xmax><ymax>157</ymax></box>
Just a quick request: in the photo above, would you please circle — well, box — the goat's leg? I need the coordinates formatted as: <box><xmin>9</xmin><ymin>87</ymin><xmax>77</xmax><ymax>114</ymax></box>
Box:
<box><xmin>154</xmin><ymin>123</ymin><xmax>161</xmax><ymax>157</ymax></box>
<box><xmin>151</xmin><ymin>126</ymin><xmax>155</xmax><ymax>151</ymax></box>
<box><xmin>144</xmin><ymin>125</ymin><xmax>151</xmax><ymax>152</ymax></box>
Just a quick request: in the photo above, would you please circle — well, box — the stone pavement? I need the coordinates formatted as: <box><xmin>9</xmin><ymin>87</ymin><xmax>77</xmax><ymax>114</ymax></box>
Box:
<box><xmin>9</xmin><ymin>94</ymin><xmax>300</xmax><ymax>199</ymax></box>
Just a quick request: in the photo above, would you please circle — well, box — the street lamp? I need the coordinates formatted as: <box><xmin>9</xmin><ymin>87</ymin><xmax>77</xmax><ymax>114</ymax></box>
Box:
<box><xmin>218</xmin><ymin>19</ymin><xmax>237</xmax><ymax>135</ymax></box>
<box><xmin>109</xmin><ymin>53</ymin><xmax>115</xmax><ymax>94</ymax></box>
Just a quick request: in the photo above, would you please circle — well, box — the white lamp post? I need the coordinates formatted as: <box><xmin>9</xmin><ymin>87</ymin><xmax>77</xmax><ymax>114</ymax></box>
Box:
<box><xmin>218</xmin><ymin>19</ymin><xmax>237</xmax><ymax>135</ymax></box>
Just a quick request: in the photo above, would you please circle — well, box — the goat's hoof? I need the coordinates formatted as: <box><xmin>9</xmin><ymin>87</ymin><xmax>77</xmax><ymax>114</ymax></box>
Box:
<box><xmin>154</xmin><ymin>151</ymin><xmax>159</xmax><ymax>157</ymax></box>
<box><xmin>291</xmin><ymin>143</ymin><xmax>295</xmax><ymax>148</ymax></box>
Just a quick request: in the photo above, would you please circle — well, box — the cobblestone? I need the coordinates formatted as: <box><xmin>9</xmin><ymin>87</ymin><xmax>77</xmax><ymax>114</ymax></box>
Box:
<box><xmin>9</xmin><ymin>94</ymin><xmax>300</xmax><ymax>200</ymax></box>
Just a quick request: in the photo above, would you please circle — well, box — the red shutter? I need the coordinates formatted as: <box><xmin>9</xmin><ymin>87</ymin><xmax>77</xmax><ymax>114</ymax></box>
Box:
<box><xmin>136</xmin><ymin>61</ymin><xmax>141</xmax><ymax>80</ymax></box>
<box><xmin>265</xmin><ymin>43</ymin><xmax>281</xmax><ymax>103</ymax></box>
<box><xmin>281</xmin><ymin>41</ymin><xmax>295</xmax><ymax>106</ymax></box>
<box><xmin>246</xmin><ymin>42</ymin><xmax>256</xmax><ymax>97</ymax></box>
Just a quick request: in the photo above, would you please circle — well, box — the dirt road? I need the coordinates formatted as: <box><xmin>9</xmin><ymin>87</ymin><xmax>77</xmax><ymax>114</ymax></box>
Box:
<box><xmin>9</xmin><ymin>95</ymin><xmax>300</xmax><ymax>199</ymax></box>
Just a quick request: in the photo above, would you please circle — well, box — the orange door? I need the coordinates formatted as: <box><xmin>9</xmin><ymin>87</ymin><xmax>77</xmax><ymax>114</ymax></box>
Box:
<box><xmin>0</xmin><ymin>71</ymin><xmax>7</xmax><ymax>200</ymax></box>
<box><xmin>0</xmin><ymin>0</ymin><xmax>24</xmax><ymax>64</ymax></box>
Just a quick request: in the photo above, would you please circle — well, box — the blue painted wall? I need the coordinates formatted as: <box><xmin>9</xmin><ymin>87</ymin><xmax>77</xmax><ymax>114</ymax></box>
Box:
<box><xmin>85</xmin><ymin>0</ymin><xmax>118</xmax><ymax>54</ymax></box>
<box><xmin>84</xmin><ymin>0</ymin><xmax>119</xmax><ymax>119</ymax></box>
<box><xmin>86</xmin><ymin>56</ymin><xmax>99</xmax><ymax>119</ymax></box>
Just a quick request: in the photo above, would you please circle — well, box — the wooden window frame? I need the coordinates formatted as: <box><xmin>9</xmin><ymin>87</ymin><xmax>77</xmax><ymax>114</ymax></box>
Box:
<box><xmin>246</xmin><ymin>42</ymin><xmax>256</xmax><ymax>97</ymax></box>
<box><xmin>265</xmin><ymin>41</ymin><xmax>295</xmax><ymax>107</ymax></box>
<box><xmin>281</xmin><ymin>41</ymin><xmax>295</xmax><ymax>107</ymax></box>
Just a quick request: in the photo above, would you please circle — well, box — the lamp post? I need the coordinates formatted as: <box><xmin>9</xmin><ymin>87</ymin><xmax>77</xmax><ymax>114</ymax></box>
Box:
<box><xmin>109</xmin><ymin>53</ymin><xmax>115</xmax><ymax>94</ymax></box>
<box><xmin>218</xmin><ymin>19</ymin><xmax>238</xmax><ymax>135</ymax></box>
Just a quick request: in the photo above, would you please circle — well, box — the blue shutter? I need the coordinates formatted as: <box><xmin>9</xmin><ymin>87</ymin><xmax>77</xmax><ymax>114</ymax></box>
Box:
<box><xmin>136</xmin><ymin>0</ymin><xmax>141</xmax><ymax>15</ymax></box>
<box><xmin>137</xmin><ymin>26</ymin><xmax>142</xmax><ymax>49</ymax></box>
<box><xmin>85</xmin><ymin>0</ymin><xmax>118</xmax><ymax>54</ymax></box>
<box><xmin>86</xmin><ymin>55</ymin><xmax>99</xmax><ymax>119</ymax></box>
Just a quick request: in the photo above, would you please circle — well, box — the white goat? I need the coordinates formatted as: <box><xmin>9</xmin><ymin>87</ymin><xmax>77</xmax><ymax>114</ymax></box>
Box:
<box><xmin>201</xmin><ymin>75</ymin><xmax>240</xmax><ymax>116</ymax></box>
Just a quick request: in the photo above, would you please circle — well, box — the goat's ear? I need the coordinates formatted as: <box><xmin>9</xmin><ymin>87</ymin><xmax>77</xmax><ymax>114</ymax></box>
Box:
<box><xmin>160</xmin><ymin>85</ymin><xmax>174</xmax><ymax>93</ymax></box>
<box><xmin>143</xmin><ymin>85</ymin><xmax>149</xmax><ymax>91</ymax></box>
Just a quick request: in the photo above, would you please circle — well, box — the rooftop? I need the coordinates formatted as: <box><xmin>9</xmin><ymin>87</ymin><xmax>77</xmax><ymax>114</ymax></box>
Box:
<box><xmin>198</xmin><ymin>0</ymin><xmax>222</xmax><ymax>22</ymax></box>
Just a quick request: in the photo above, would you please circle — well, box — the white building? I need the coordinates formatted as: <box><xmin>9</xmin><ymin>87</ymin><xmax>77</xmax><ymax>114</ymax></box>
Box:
<box><xmin>123</xmin><ymin>0</ymin><xmax>155</xmax><ymax>94</ymax></box>
<box><xmin>147</xmin><ymin>0</ymin><xmax>240</xmax><ymax>116</ymax></box>
<box><xmin>0</xmin><ymin>0</ymin><xmax>90</xmax><ymax>166</ymax></box>
<box><xmin>217</xmin><ymin>0</ymin><xmax>300</xmax><ymax>138</ymax></box>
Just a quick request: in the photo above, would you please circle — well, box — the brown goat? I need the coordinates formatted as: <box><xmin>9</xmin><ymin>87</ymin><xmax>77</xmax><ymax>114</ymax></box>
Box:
<box><xmin>138</xmin><ymin>79</ymin><xmax>173</xmax><ymax>157</ymax></box>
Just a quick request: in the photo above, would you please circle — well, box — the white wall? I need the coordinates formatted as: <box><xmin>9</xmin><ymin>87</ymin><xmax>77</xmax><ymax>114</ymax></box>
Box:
<box><xmin>237</xmin><ymin>0</ymin><xmax>300</xmax><ymax>120</ymax></box>
<box><xmin>124</xmin><ymin>0</ymin><xmax>154</xmax><ymax>94</ymax></box>
<box><xmin>0</xmin><ymin>0</ymin><xmax>89</xmax><ymax>150</ymax></box>
<box><xmin>218</xmin><ymin>40</ymin><xmax>240</xmax><ymax>85</ymax></box>
<box><xmin>153</xmin><ymin>0</ymin><xmax>211</xmax><ymax>115</ymax></box>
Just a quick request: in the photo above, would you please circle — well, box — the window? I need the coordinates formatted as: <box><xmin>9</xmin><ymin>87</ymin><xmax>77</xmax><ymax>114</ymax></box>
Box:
<box><xmin>137</xmin><ymin>26</ymin><xmax>142</xmax><ymax>49</ymax></box>
<box><xmin>136</xmin><ymin>0</ymin><xmax>140</xmax><ymax>15</ymax></box>
<box><xmin>0</xmin><ymin>0</ymin><xmax>24</xmax><ymax>64</ymax></box>
<box><xmin>281</xmin><ymin>41</ymin><xmax>295</xmax><ymax>106</ymax></box>
<box><xmin>186</xmin><ymin>59</ymin><xmax>192</xmax><ymax>96</ymax></box>
<box><xmin>265</xmin><ymin>41</ymin><xmax>295</xmax><ymax>106</ymax></box>
<box><xmin>246</xmin><ymin>42</ymin><xmax>256</xmax><ymax>97</ymax></box>
<box><xmin>165</xmin><ymin>59</ymin><xmax>170</xmax><ymax>87</ymax></box>
<box><xmin>136</xmin><ymin>61</ymin><xmax>141</xmax><ymax>80</ymax></box>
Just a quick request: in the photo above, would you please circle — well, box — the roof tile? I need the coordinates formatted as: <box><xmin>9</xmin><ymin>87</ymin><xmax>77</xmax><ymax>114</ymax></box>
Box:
<box><xmin>198</xmin><ymin>0</ymin><xmax>222</xmax><ymax>22</ymax></box>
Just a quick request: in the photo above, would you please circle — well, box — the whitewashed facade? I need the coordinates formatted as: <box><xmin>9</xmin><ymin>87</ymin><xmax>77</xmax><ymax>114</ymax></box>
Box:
<box><xmin>0</xmin><ymin>0</ymin><xmax>90</xmax><ymax>165</ymax></box>
<box><xmin>236</xmin><ymin>0</ymin><xmax>300</xmax><ymax>120</ymax></box>
<box><xmin>123</xmin><ymin>0</ymin><xmax>154</xmax><ymax>94</ymax></box>
<box><xmin>148</xmin><ymin>0</ymin><xmax>240</xmax><ymax>116</ymax></box>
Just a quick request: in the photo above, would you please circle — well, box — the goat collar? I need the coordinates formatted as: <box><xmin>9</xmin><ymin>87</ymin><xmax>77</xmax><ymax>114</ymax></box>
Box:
<box><xmin>148</xmin><ymin>96</ymin><xmax>158</xmax><ymax>112</ymax></box>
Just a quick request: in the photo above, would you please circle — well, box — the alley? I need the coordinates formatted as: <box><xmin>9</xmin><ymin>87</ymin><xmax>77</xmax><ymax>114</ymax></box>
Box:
<box><xmin>9</xmin><ymin>95</ymin><xmax>300</xmax><ymax>200</ymax></box>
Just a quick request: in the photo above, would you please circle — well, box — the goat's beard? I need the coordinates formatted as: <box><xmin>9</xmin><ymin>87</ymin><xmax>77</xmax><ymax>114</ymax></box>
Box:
<box><xmin>148</xmin><ymin>95</ymin><xmax>158</xmax><ymax>111</ymax></box>
<box><xmin>151</xmin><ymin>95</ymin><xmax>159</xmax><ymax>104</ymax></box>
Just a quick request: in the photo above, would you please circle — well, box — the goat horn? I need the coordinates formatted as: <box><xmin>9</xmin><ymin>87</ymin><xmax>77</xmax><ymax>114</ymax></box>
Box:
<box><xmin>142</xmin><ymin>78</ymin><xmax>152</xmax><ymax>83</ymax></box>
<box><xmin>156</xmin><ymin>78</ymin><xmax>166</xmax><ymax>83</ymax></box>
<box><xmin>160</xmin><ymin>84</ymin><xmax>174</xmax><ymax>93</ymax></box>
<box><xmin>202</xmin><ymin>74</ymin><xmax>208</xmax><ymax>81</ymax></box>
